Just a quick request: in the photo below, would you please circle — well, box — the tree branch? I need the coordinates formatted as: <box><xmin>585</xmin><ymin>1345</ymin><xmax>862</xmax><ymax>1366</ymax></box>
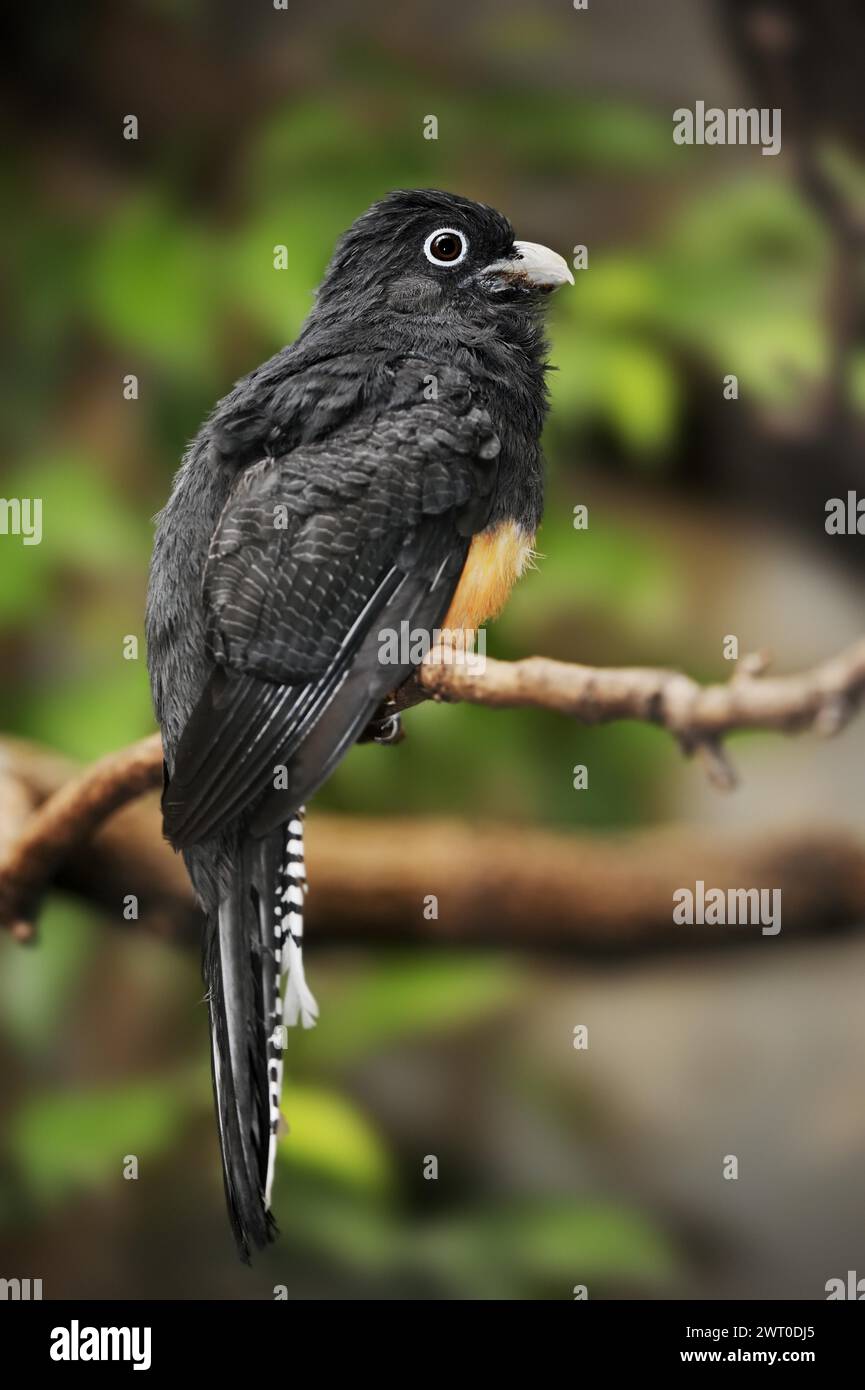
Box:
<box><xmin>0</xmin><ymin>735</ymin><xmax>163</xmax><ymax>939</ymax></box>
<box><xmin>412</xmin><ymin>640</ymin><xmax>865</xmax><ymax>788</ymax></box>
<box><xmin>1</xmin><ymin>638</ymin><xmax>864</xmax><ymax>942</ymax></box>
<box><xmin>2</xmin><ymin>734</ymin><xmax>865</xmax><ymax>952</ymax></box>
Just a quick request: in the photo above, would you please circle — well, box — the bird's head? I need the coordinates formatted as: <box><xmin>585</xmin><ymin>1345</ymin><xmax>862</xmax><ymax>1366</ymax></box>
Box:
<box><xmin>309</xmin><ymin>189</ymin><xmax>573</xmax><ymax>334</ymax></box>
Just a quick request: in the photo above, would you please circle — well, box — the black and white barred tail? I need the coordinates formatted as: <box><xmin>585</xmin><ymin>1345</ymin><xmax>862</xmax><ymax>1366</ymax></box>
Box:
<box><xmin>265</xmin><ymin>811</ymin><xmax>319</xmax><ymax>1204</ymax></box>
<box><xmin>205</xmin><ymin>811</ymin><xmax>318</xmax><ymax>1261</ymax></box>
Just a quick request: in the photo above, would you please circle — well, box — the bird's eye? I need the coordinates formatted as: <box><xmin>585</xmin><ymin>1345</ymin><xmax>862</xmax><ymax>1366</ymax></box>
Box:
<box><xmin>423</xmin><ymin>228</ymin><xmax>468</xmax><ymax>267</ymax></box>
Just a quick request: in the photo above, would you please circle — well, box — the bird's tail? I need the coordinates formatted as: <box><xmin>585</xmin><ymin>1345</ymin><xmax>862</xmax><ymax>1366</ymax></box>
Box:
<box><xmin>203</xmin><ymin>811</ymin><xmax>318</xmax><ymax>1261</ymax></box>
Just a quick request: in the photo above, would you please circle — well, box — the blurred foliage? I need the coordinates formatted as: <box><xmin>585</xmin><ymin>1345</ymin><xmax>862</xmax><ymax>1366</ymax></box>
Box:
<box><xmin>0</xmin><ymin>909</ymin><xmax>678</xmax><ymax>1297</ymax></box>
<box><xmin>10</xmin><ymin>1076</ymin><xmax>189</xmax><ymax>1208</ymax></box>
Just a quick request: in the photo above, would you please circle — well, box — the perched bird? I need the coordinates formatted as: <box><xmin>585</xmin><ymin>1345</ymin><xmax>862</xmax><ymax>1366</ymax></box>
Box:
<box><xmin>145</xmin><ymin>189</ymin><xmax>572</xmax><ymax>1259</ymax></box>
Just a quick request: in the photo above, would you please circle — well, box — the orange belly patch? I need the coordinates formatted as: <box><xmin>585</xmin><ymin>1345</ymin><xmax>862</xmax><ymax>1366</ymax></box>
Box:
<box><xmin>442</xmin><ymin>520</ymin><xmax>536</xmax><ymax>635</ymax></box>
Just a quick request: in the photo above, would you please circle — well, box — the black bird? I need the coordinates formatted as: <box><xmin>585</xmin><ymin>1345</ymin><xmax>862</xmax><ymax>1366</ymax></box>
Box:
<box><xmin>145</xmin><ymin>189</ymin><xmax>572</xmax><ymax>1258</ymax></box>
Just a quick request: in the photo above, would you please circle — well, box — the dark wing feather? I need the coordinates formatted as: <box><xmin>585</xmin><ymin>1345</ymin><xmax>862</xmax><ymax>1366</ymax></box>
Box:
<box><xmin>163</xmin><ymin>370</ymin><xmax>499</xmax><ymax>847</ymax></box>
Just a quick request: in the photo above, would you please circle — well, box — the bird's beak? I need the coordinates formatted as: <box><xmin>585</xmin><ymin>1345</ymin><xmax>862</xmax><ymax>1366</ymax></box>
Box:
<box><xmin>481</xmin><ymin>240</ymin><xmax>575</xmax><ymax>293</ymax></box>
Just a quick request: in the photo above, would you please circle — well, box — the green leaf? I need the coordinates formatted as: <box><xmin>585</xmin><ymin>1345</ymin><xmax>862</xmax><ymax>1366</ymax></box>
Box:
<box><xmin>598</xmin><ymin>340</ymin><xmax>680</xmax><ymax>456</ymax></box>
<box><xmin>9</xmin><ymin>1076</ymin><xmax>188</xmax><ymax>1205</ymax></box>
<box><xmin>277</xmin><ymin>1084</ymin><xmax>391</xmax><ymax>1194</ymax></box>
<box><xmin>3</xmin><ymin>453</ymin><xmax>150</xmax><ymax>573</ymax></box>
<box><xmin>412</xmin><ymin>1199</ymin><xmax>677</xmax><ymax>1297</ymax></box>
<box><xmin>21</xmin><ymin>661</ymin><xmax>155</xmax><ymax>761</ymax></box>
<box><xmin>228</xmin><ymin>206</ymin><xmax>327</xmax><ymax>343</ymax></box>
<box><xmin>0</xmin><ymin>899</ymin><xmax>97</xmax><ymax>1052</ymax></box>
<box><xmin>86</xmin><ymin>196</ymin><xmax>221</xmax><ymax>373</ymax></box>
<box><xmin>0</xmin><ymin>526</ymin><xmax>51</xmax><ymax>623</ymax></box>
<box><xmin>271</xmin><ymin>1177</ymin><xmax>676</xmax><ymax>1297</ymax></box>
<box><xmin>305</xmin><ymin>953</ymin><xmax>519</xmax><ymax>1065</ymax></box>
<box><xmin>271</xmin><ymin>1174</ymin><xmax>400</xmax><ymax>1274</ymax></box>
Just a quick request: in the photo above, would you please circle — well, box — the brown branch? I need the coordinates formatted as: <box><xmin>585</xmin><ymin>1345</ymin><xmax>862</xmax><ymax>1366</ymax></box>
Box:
<box><xmin>309</xmin><ymin>817</ymin><xmax>865</xmax><ymax>952</ymax></box>
<box><xmin>413</xmin><ymin>640</ymin><xmax>865</xmax><ymax>788</ymax></box>
<box><xmin>1</xmin><ymin>638</ymin><xmax>864</xmax><ymax>939</ymax></box>
<box><xmin>2</xmin><ymin>735</ymin><xmax>865</xmax><ymax>952</ymax></box>
<box><xmin>0</xmin><ymin>735</ymin><xmax>163</xmax><ymax>938</ymax></box>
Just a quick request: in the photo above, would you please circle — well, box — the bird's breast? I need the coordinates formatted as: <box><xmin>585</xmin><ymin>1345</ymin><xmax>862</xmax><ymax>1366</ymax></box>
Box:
<box><xmin>442</xmin><ymin>520</ymin><xmax>535</xmax><ymax>635</ymax></box>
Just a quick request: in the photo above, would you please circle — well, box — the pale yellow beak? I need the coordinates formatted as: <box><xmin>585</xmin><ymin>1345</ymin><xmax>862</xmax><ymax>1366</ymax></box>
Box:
<box><xmin>482</xmin><ymin>239</ymin><xmax>575</xmax><ymax>292</ymax></box>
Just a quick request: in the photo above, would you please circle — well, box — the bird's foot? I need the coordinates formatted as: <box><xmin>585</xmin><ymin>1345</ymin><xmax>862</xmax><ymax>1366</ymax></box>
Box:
<box><xmin>358</xmin><ymin>710</ymin><xmax>404</xmax><ymax>745</ymax></box>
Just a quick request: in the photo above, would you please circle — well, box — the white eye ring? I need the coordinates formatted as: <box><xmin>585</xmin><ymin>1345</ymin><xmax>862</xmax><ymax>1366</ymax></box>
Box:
<box><xmin>423</xmin><ymin>227</ymin><xmax>469</xmax><ymax>267</ymax></box>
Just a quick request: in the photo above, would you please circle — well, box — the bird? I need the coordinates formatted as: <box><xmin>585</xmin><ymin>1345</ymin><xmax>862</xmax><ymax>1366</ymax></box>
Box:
<box><xmin>145</xmin><ymin>189</ymin><xmax>573</xmax><ymax>1259</ymax></box>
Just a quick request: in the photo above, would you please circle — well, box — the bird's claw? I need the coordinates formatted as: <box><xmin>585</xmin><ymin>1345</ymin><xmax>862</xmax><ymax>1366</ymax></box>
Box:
<box><xmin>358</xmin><ymin>710</ymin><xmax>404</xmax><ymax>745</ymax></box>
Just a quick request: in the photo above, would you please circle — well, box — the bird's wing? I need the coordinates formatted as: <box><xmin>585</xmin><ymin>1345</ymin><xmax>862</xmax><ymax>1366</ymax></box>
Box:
<box><xmin>163</xmin><ymin>364</ymin><xmax>500</xmax><ymax>846</ymax></box>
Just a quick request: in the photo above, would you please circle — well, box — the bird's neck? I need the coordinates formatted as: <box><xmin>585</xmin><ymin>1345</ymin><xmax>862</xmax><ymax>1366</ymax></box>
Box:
<box><xmin>300</xmin><ymin>300</ymin><xmax>549</xmax><ymax>416</ymax></box>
